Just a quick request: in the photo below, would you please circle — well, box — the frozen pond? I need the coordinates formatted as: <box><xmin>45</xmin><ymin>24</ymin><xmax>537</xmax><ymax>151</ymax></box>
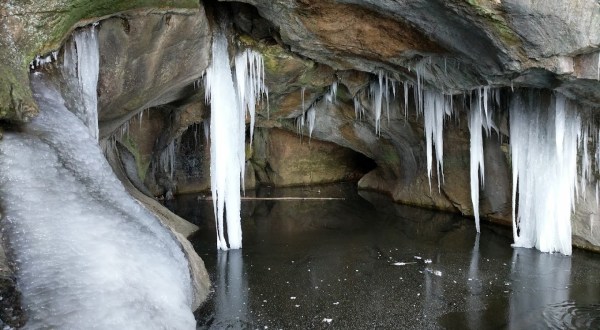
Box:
<box><xmin>167</xmin><ymin>184</ymin><xmax>600</xmax><ymax>329</ymax></box>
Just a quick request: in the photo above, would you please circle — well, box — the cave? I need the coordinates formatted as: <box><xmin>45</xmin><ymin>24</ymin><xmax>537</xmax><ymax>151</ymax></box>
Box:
<box><xmin>0</xmin><ymin>0</ymin><xmax>600</xmax><ymax>328</ymax></box>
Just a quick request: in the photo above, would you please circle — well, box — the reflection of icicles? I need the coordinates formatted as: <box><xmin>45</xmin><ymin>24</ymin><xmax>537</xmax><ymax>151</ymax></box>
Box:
<box><xmin>510</xmin><ymin>92</ymin><xmax>580</xmax><ymax>255</ymax></box>
<box><xmin>215</xmin><ymin>251</ymin><xmax>248</xmax><ymax>326</ymax></box>
<box><xmin>423</xmin><ymin>90</ymin><xmax>450</xmax><ymax>190</ymax></box>
<box><xmin>466</xmin><ymin>234</ymin><xmax>481</xmax><ymax>329</ymax></box>
<box><xmin>63</xmin><ymin>26</ymin><xmax>100</xmax><ymax>140</ymax></box>
<box><xmin>234</xmin><ymin>49</ymin><xmax>267</xmax><ymax>144</ymax></box>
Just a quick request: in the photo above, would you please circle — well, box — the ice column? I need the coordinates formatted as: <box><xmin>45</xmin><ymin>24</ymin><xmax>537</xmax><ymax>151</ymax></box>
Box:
<box><xmin>205</xmin><ymin>30</ymin><xmax>267</xmax><ymax>250</ymax></box>
<box><xmin>510</xmin><ymin>91</ymin><xmax>580</xmax><ymax>255</ymax></box>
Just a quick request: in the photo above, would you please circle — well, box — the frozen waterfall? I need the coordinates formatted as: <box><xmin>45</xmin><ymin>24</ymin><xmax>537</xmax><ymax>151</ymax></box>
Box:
<box><xmin>205</xmin><ymin>29</ymin><xmax>266</xmax><ymax>250</ymax></box>
<box><xmin>0</xmin><ymin>75</ymin><xmax>195</xmax><ymax>328</ymax></box>
<box><xmin>510</xmin><ymin>91</ymin><xmax>580</xmax><ymax>255</ymax></box>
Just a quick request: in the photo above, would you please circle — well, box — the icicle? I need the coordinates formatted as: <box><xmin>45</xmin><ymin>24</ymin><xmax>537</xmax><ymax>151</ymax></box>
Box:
<box><xmin>597</xmin><ymin>52</ymin><xmax>600</xmax><ymax>81</ymax></box>
<box><xmin>63</xmin><ymin>26</ymin><xmax>100</xmax><ymax>140</ymax></box>
<box><xmin>468</xmin><ymin>90</ymin><xmax>486</xmax><ymax>233</ymax></box>
<box><xmin>326</xmin><ymin>81</ymin><xmax>338</xmax><ymax>103</ymax></box>
<box><xmin>203</xmin><ymin>120</ymin><xmax>210</xmax><ymax>143</ymax></box>
<box><xmin>203</xmin><ymin>34</ymin><xmax>268</xmax><ymax>250</ymax></box>
<box><xmin>369</xmin><ymin>70</ymin><xmax>393</xmax><ymax>135</ymax></box>
<box><xmin>306</xmin><ymin>106</ymin><xmax>316</xmax><ymax>139</ymax></box>
<box><xmin>510</xmin><ymin>91</ymin><xmax>579</xmax><ymax>255</ymax></box>
<box><xmin>159</xmin><ymin>141</ymin><xmax>176</xmax><ymax>181</ymax></box>
<box><xmin>353</xmin><ymin>96</ymin><xmax>364</xmax><ymax>120</ymax></box>
<box><xmin>234</xmin><ymin>49</ymin><xmax>267</xmax><ymax>145</ymax></box>
<box><xmin>205</xmin><ymin>29</ymin><xmax>243</xmax><ymax>251</ymax></box>
<box><xmin>423</xmin><ymin>89</ymin><xmax>448</xmax><ymax>190</ymax></box>
<box><xmin>403</xmin><ymin>83</ymin><xmax>409</xmax><ymax>117</ymax></box>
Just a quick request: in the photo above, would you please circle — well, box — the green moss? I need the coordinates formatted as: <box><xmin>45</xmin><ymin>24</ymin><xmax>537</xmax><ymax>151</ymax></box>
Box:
<box><xmin>0</xmin><ymin>65</ymin><xmax>37</xmax><ymax>121</ymax></box>
<box><xmin>38</xmin><ymin>0</ymin><xmax>199</xmax><ymax>57</ymax></box>
<box><xmin>1</xmin><ymin>0</ymin><xmax>199</xmax><ymax>121</ymax></box>
<box><xmin>121</xmin><ymin>135</ymin><xmax>150</xmax><ymax>181</ymax></box>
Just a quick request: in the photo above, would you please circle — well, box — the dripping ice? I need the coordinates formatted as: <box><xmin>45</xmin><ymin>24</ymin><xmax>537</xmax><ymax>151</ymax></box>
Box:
<box><xmin>205</xmin><ymin>29</ymin><xmax>267</xmax><ymax>250</ymax></box>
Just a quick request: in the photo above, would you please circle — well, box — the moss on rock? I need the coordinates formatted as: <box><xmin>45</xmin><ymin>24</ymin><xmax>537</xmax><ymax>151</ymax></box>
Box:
<box><xmin>0</xmin><ymin>0</ymin><xmax>199</xmax><ymax>121</ymax></box>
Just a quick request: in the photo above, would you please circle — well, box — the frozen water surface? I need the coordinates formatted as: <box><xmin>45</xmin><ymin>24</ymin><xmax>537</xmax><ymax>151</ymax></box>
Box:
<box><xmin>167</xmin><ymin>184</ymin><xmax>600</xmax><ymax>329</ymax></box>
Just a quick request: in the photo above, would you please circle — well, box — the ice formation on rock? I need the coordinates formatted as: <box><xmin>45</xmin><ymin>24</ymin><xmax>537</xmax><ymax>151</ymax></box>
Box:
<box><xmin>63</xmin><ymin>26</ymin><xmax>100</xmax><ymax>140</ymax></box>
<box><xmin>423</xmin><ymin>90</ymin><xmax>451</xmax><ymax>189</ymax></box>
<box><xmin>510</xmin><ymin>91</ymin><xmax>580</xmax><ymax>255</ymax></box>
<box><xmin>369</xmin><ymin>70</ymin><xmax>394</xmax><ymax>135</ymax></box>
<box><xmin>468</xmin><ymin>87</ymin><xmax>496</xmax><ymax>233</ymax></box>
<box><xmin>0</xmin><ymin>75</ymin><xmax>195</xmax><ymax>328</ymax></box>
<box><xmin>205</xmin><ymin>29</ymin><xmax>267</xmax><ymax>250</ymax></box>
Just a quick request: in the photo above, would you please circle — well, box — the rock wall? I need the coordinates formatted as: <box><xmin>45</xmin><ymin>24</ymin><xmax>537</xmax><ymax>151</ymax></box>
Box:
<box><xmin>1</xmin><ymin>0</ymin><xmax>600</xmax><ymax>261</ymax></box>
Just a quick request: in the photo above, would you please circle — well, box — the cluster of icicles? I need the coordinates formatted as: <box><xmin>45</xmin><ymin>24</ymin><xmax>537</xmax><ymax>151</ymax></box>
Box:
<box><xmin>204</xmin><ymin>29</ymin><xmax>268</xmax><ymax>250</ymax></box>
<box><xmin>295</xmin><ymin>69</ymin><xmax>598</xmax><ymax>256</ymax></box>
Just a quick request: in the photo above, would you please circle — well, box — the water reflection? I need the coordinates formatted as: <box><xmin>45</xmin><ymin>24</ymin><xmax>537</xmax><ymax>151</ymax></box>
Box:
<box><xmin>169</xmin><ymin>184</ymin><xmax>600</xmax><ymax>329</ymax></box>
<box><xmin>508</xmin><ymin>248</ymin><xmax>571</xmax><ymax>329</ymax></box>
<box><xmin>467</xmin><ymin>234</ymin><xmax>482</xmax><ymax>329</ymax></box>
<box><xmin>212</xmin><ymin>250</ymin><xmax>249</xmax><ymax>328</ymax></box>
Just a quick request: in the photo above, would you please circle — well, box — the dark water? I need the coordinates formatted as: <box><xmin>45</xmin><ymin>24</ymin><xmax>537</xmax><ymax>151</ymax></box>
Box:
<box><xmin>166</xmin><ymin>184</ymin><xmax>600</xmax><ymax>329</ymax></box>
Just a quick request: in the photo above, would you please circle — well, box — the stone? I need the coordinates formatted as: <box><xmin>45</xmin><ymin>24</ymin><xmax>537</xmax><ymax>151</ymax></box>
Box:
<box><xmin>0</xmin><ymin>1</ymin><xmax>199</xmax><ymax>121</ymax></box>
<box><xmin>97</xmin><ymin>9</ymin><xmax>211</xmax><ymax>137</ymax></box>
<box><xmin>251</xmin><ymin>128</ymin><xmax>372</xmax><ymax>186</ymax></box>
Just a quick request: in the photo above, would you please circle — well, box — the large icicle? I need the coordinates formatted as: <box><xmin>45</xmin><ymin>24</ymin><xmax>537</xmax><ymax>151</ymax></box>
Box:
<box><xmin>205</xmin><ymin>30</ymin><xmax>266</xmax><ymax>250</ymax></box>
<box><xmin>205</xmin><ymin>30</ymin><xmax>243</xmax><ymax>250</ymax></box>
<box><xmin>63</xmin><ymin>26</ymin><xmax>100</xmax><ymax>140</ymax></box>
<box><xmin>423</xmin><ymin>90</ymin><xmax>450</xmax><ymax>189</ymax></box>
<box><xmin>468</xmin><ymin>87</ymin><xmax>497</xmax><ymax>232</ymax></box>
<box><xmin>468</xmin><ymin>89</ymin><xmax>486</xmax><ymax>233</ymax></box>
<box><xmin>510</xmin><ymin>91</ymin><xmax>580</xmax><ymax>255</ymax></box>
